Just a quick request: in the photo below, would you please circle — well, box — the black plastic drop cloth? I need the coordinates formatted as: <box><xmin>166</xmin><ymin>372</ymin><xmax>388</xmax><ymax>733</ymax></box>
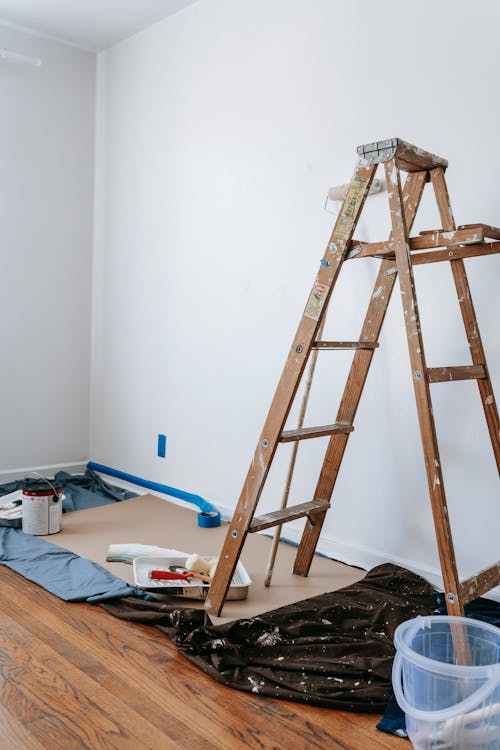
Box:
<box><xmin>102</xmin><ymin>563</ymin><xmax>436</xmax><ymax>713</ymax></box>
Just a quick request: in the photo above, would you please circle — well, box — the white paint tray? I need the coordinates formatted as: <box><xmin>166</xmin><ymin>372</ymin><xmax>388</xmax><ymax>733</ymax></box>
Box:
<box><xmin>133</xmin><ymin>555</ymin><xmax>252</xmax><ymax>600</ymax></box>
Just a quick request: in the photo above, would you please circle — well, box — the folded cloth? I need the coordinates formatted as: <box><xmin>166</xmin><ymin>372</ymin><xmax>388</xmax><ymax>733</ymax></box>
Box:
<box><xmin>0</xmin><ymin>527</ymin><xmax>146</xmax><ymax>602</ymax></box>
<box><xmin>106</xmin><ymin>544</ymin><xmax>187</xmax><ymax>564</ymax></box>
<box><xmin>55</xmin><ymin>467</ymin><xmax>136</xmax><ymax>511</ymax></box>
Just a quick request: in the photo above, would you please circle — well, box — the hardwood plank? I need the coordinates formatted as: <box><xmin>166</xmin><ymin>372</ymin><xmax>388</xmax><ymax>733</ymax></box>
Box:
<box><xmin>260</xmin><ymin>700</ymin><xmax>405</xmax><ymax>749</ymax></box>
<box><xmin>0</xmin><ymin>580</ymin><xmax>300</xmax><ymax>749</ymax></box>
<box><xmin>0</xmin><ymin>565</ymin><xmax>400</xmax><ymax>750</ymax></box>
<box><xmin>0</xmin><ymin>575</ymin><xmax>237</xmax><ymax>750</ymax></box>
<box><xmin>0</xmin><ymin>609</ymin><xmax>180</xmax><ymax>750</ymax></box>
<box><xmin>0</xmin><ymin>682</ymin><xmax>47</xmax><ymax>750</ymax></box>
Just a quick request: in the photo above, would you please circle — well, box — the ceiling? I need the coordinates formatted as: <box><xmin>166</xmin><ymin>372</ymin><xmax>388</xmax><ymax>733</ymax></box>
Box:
<box><xmin>0</xmin><ymin>0</ymin><xmax>199</xmax><ymax>52</ymax></box>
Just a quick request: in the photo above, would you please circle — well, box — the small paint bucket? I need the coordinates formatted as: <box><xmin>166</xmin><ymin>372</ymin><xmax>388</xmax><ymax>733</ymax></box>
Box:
<box><xmin>22</xmin><ymin>477</ymin><xmax>62</xmax><ymax>535</ymax></box>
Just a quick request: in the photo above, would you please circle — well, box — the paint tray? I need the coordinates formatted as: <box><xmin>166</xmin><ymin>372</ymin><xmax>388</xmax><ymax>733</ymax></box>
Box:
<box><xmin>133</xmin><ymin>555</ymin><xmax>252</xmax><ymax>601</ymax></box>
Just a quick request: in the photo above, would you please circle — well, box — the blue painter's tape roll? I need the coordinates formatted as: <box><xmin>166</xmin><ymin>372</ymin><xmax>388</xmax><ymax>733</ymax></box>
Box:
<box><xmin>198</xmin><ymin>510</ymin><xmax>221</xmax><ymax>528</ymax></box>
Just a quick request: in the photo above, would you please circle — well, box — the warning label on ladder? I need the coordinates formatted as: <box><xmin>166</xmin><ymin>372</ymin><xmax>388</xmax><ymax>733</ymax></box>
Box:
<box><xmin>335</xmin><ymin>176</ymin><xmax>369</xmax><ymax>240</ymax></box>
<box><xmin>304</xmin><ymin>282</ymin><xmax>328</xmax><ymax>320</ymax></box>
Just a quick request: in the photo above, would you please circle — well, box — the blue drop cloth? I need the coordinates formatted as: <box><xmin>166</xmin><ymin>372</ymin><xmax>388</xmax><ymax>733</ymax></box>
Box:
<box><xmin>0</xmin><ymin>527</ymin><xmax>144</xmax><ymax>601</ymax></box>
<box><xmin>0</xmin><ymin>467</ymin><xmax>146</xmax><ymax>602</ymax></box>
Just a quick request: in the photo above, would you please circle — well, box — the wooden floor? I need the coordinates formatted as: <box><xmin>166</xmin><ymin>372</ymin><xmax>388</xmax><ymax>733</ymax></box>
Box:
<box><xmin>0</xmin><ymin>564</ymin><xmax>404</xmax><ymax>750</ymax></box>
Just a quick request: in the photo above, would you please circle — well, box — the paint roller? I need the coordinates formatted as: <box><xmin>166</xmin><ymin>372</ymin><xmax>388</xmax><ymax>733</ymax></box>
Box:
<box><xmin>326</xmin><ymin>178</ymin><xmax>384</xmax><ymax>203</ymax></box>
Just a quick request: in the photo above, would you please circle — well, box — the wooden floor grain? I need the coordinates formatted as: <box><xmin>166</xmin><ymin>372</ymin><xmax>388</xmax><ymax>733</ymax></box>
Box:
<box><xmin>0</xmin><ymin>565</ymin><xmax>404</xmax><ymax>750</ymax></box>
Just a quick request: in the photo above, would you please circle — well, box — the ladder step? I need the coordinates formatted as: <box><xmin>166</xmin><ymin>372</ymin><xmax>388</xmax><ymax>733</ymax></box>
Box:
<box><xmin>458</xmin><ymin>560</ymin><xmax>500</xmax><ymax>602</ymax></box>
<box><xmin>427</xmin><ymin>365</ymin><xmax>487</xmax><ymax>383</ymax></box>
<box><xmin>457</xmin><ymin>223</ymin><xmax>500</xmax><ymax>241</ymax></box>
<box><xmin>312</xmin><ymin>340</ymin><xmax>379</xmax><ymax>350</ymax></box>
<box><xmin>249</xmin><ymin>500</ymin><xmax>330</xmax><ymax>533</ymax></box>
<box><xmin>411</xmin><ymin>240</ymin><xmax>500</xmax><ymax>266</ymax></box>
<box><xmin>279</xmin><ymin>423</ymin><xmax>353</xmax><ymax>442</ymax></box>
<box><xmin>350</xmin><ymin>226</ymin><xmax>489</xmax><ymax>259</ymax></box>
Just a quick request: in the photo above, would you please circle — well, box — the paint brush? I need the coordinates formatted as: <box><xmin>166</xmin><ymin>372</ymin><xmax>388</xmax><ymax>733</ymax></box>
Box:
<box><xmin>149</xmin><ymin>567</ymin><xmax>211</xmax><ymax>584</ymax></box>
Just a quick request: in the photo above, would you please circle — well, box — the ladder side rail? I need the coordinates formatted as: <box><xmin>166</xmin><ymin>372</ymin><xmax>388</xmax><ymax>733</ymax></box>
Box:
<box><xmin>450</xmin><ymin>259</ymin><xmax>500</xmax><ymax>472</ymax></box>
<box><xmin>293</xmin><ymin>171</ymin><xmax>428</xmax><ymax>576</ymax></box>
<box><xmin>430</xmin><ymin>168</ymin><xmax>500</xmax><ymax>473</ymax></box>
<box><xmin>385</xmin><ymin>159</ymin><xmax>463</xmax><ymax>616</ymax></box>
<box><xmin>264</xmin><ymin>318</ymin><xmax>326</xmax><ymax>587</ymax></box>
<box><xmin>205</xmin><ymin>163</ymin><xmax>377</xmax><ymax>615</ymax></box>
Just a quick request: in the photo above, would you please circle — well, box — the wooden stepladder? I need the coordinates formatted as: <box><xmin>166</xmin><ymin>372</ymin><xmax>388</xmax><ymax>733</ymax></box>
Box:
<box><xmin>205</xmin><ymin>138</ymin><xmax>500</xmax><ymax>617</ymax></box>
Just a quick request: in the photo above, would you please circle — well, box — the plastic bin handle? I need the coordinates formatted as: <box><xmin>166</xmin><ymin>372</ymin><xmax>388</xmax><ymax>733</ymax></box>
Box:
<box><xmin>392</xmin><ymin>652</ymin><xmax>500</xmax><ymax>723</ymax></box>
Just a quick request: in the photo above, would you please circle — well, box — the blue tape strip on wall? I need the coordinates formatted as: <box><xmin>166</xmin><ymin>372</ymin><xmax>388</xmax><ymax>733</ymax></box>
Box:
<box><xmin>87</xmin><ymin>462</ymin><xmax>221</xmax><ymax>527</ymax></box>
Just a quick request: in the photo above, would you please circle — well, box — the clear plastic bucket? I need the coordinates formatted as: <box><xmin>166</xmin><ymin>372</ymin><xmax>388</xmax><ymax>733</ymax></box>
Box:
<box><xmin>393</xmin><ymin>616</ymin><xmax>500</xmax><ymax>749</ymax></box>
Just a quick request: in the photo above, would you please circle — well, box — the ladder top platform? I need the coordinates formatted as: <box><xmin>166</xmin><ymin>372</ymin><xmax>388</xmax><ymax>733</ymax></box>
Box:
<box><xmin>357</xmin><ymin>137</ymin><xmax>448</xmax><ymax>172</ymax></box>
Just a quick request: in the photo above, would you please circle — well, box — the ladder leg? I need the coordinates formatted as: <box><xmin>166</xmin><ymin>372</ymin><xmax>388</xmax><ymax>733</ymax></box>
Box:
<box><xmin>294</xmin><ymin>171</ymin><xmax>427</xmax><ymax>575</ymax></box>
<box><xmin>205</xmin><ymin>163</ymin><xmax>377</xmax><ymax>615</ymax></box>
<box><xmin>450</xmin><ymin>259</ymin><xmax>500</xmax><ymax>471</ymax></box>
<box><xmin>385</xmin><ymin>160</ymin><xmax>463</xmax><ymax>615</ymax></box>
<box><xmin>430</xmin><ymin>168</ymin><xmax>500</xmax><ymax>473</ymax></box>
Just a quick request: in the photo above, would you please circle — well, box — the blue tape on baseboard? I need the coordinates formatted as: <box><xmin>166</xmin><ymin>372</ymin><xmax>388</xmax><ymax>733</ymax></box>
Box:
<box><xmin>87</xmin><ymin>462</ymin><xmax>220</xmax><ymax>527</ymax></box>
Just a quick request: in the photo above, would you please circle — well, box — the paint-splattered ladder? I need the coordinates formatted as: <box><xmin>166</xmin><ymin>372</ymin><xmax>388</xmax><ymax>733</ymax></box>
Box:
<box><xmin>205</xmin><ymin>138</ymin><xmax>500</xmax><ymax>617</ymax></box>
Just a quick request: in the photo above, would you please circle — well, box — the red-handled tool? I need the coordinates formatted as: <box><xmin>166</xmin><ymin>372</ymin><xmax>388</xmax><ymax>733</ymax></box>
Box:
<box><xmin>149</xmin><ymin>568</ymin><xmax>211</xmax><ymax>583</ymax></box>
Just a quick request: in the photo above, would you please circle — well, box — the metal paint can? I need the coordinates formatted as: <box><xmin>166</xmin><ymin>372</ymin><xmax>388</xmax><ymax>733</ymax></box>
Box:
<box><xmin>22</xmin><ymin>477</ymin><xmax>62</xmax><ymax>535</ymax></box>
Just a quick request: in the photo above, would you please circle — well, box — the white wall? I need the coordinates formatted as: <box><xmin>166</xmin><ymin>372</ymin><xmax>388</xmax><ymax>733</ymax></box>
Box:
<box><xmin>92</xmin><ymin>0</ymin><xmax>500</xmax><ymax>591</ymax></box>
<box><xmin>0</xmin><ymin>24</ymin><xmax>95</xmax><ymax>476</ymax></box>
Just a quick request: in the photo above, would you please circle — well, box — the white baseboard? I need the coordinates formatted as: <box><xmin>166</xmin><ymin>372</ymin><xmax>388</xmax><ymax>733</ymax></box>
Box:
<box><xmin>95</xmin><ymin>473</ymin><xmax>222</xmax><ymax>516</ymax></box>
<box><xmin>195</xmin><ymin>499</ymin><xmax>442</xmax><ymax>580</ymax></box>
<box><xmin>268</xmin><ymin>523</ymin><xmax>500</xmax><ymax>602</ymax></box>
<box><xmin>216</xmin><ymin>501</ymin><xmax>500</xmax><ymax>603</ymax></box>
<box><xmin>0</xmin><ymin>461</ymin><xmax>88</xmax><ymax>484</ymax></box>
